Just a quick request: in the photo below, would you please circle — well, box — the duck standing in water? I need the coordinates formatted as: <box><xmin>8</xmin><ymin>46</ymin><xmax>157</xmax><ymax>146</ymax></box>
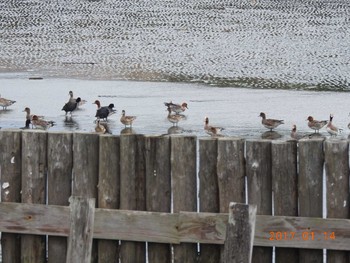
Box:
<box><xmin>326</xmin><ymin>114</ymin><xmax>342</xmax><ymax>136</ymax></box>
<box><xmin>23</xmin><ymin>107</ymin><xmax>45</xmax><ymax>128</ymax></box>
<box><xmin>120</xmin><ymin>110</ymin><xmax>137</xmax><ymax>128</ymax></box>
<box><xmin>68</xmin><ymin>91</ymin><xmax>87</xmax><ymax>107</ymax></box>
<box><xmin>164</xmin><ymin>101</ymin><xmax>188</xmax><ymax>114</ymax></box>
<box><xmin>62</xmin><ymin>97</ymin><xmax>81</xmax><ymax>115</ymax></box>
<box><xmin>31</xmin><ymin>115</ymin><xmax>55</xmax><ymax>130</ymax></box>
<box><xmin>0</xmin><ymin>95</ymin><xmax>16</xmax><ymax>110</ymax></box>
<box><xmin>259</xmin><ymin>112</ymin><xmax>284</xmax><ymax>131</ymax></box>
<box><xmin>23</xmin><ymin>107</ymin><xmax>44</xmax><ymax>121</ymax></box>
<box><xmin>95</xmin><ymin>119</ymin><xmax>107</xmax><ymax>134</ymax></box>
<box><xmin>204</xmin><ymin>117</ymin><xmax>224</xmax><ymax>136</ymax></box>
<box><xmin>93</xmin><ymin>100</ymin><xmax>116</xmax><ymax>121</ymax></box>
<box><xmin>307</xmin><ymin>116</ymin><xmax>327</xmax><ymax>133</ymax></box>
<box><xmin>167</xmin><ymin>106</ymin><xmax>184</xmax><ymax>126</ymax></box>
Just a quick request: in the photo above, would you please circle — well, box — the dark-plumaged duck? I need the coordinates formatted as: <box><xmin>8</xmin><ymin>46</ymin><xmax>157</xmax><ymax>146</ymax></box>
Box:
<box><xmin>62</xmin><ymin>97</ymin><xmax>81</xmax><ymax>115</ymax></box>
<box><xmin>68</xmin><ymin>90</ymin><xmax>87</xmax><ymax>106</ymax></box>
<box><xmin>93</xmin><ymin>100</ymin><xmax>116</xmax><ymax>120</ymax></box>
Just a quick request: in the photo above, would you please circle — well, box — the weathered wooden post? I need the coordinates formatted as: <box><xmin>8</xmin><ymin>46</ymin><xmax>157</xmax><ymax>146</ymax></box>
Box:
<box><xmin>171</xmin><ymin>135</ymin><xmax>197</xmax><ymax>263</ymax></box>
<box><xmin>324</xmin><ymin>139</ymin><xmax>349</xmax><ymax>263</ymax></box>
<box><xmin>217</xmin><ymin>137</ymin><xmax>246</xmax><ymax>212</ymax></box>
<box><xmin>120</xmin><ymin>134</ymin><xmax>146</xmax><ymax>263</ymax></box>
<box><xmin>66</xmin><ymin>197</ymin><xmax>96</xmax><ymax>263</ymax></box>
<box><xmin>97</xmin><ymin>134</ymin><xmax>120</xmax><ymax>262</ymax></box>
<box><xmin>246</xmin><ymin>139</ymin><xmax>272</xmax><ymax>263</ymax></box>
<box><xmin>222</xmin><ymin>202</ymin><xmax>257</xmax><ymax>263</ymax></box>
<box><xmin>271</xmin><ymin>140</ymin><xmax>299</xmax><ymax>262</ymax></box>
<box><xmin>21</xmin><ymin>130</ymin><xmax>47</xmax><ymax>263</ymax></box>
<box><xmin>47</xmin><ymin>131</ymin><xmax>73</xmax><ymax>263</ymax></box>
<box><xmin>0</xmin><ymin>130</ymin><xmax>22</xmax><ymax>263</ymax></box>
<box><xmin>199</xmin><ymin>137</ymin><xmax>220</xmax><ymax>263</ymax></box>
<box><xmin>217</xmin><ymin>137</ymin><xmax>246</xmax><ymax>261</ymax></box>
<box><xmin>298</xmin><ymin>138</ymin><xmax>324</xmax><ymax>263</ymax></box>
<box><xmin>145</xmin><ymin>135</ymin><xmax>171</xmax><ymax>263</ymax></box>
<box><xmin>72</xmin><ymin>132</ymin><xmax>99</xmax><ymax>262</ymax></box>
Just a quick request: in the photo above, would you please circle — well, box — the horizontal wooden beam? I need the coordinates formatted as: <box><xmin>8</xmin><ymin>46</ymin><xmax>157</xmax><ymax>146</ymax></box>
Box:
<box><xmin>0</xmin><ymin>202</ymin><xmax>349</xmax><ymax>251</ymax></box>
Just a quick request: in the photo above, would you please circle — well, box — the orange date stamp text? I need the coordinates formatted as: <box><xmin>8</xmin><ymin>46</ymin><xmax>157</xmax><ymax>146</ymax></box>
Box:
<box><xmin>268</xmin><ymin>231</ymin><xmax>336</xmax><ymax>241</ymax></box>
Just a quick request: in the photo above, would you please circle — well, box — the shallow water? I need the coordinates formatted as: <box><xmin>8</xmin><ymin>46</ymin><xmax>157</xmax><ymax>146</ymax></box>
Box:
<box><xmin>0</xmin><ymin>0</ymin><xmax>349</xmax><ymax>90</ymax></box>
<box><xmin>1</xmin><ymin>74</ymin><xmax>349</xmax><ymax>139</ymax></box>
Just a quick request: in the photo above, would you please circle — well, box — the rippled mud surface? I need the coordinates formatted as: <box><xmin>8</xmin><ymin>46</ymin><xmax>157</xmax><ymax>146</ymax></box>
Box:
<box><xmin>0</xmin><ymin>0</ymin><xmax>349</xmax><ymax>90</ymax></box>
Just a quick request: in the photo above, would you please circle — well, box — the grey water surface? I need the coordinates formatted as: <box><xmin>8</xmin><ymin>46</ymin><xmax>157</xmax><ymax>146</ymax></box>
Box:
<box><xmin>1</xmin><ymin>75</ymin><xmax>350</xmax><ymax>140</ymax></box>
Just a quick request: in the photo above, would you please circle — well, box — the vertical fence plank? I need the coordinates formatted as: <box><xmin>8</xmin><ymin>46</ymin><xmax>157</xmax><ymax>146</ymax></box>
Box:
<box><xmin>98</xmin><ymin>134</ymin><xmax>120</xmax><ymax>263</ymax></box>
<box><xmin>222</xmin><ymin>203</ymin><xmax>257</xmax><ymax>263</ymax></box>
<box><xmin>198</xmin><ymin>138</ymin><xmax>220</xmax><ymax>263</ymax></box>
<box><xmin>72</xmin><ymin>132</ymin><xmax>99</xmax><ymax>262</ymax></box>
<box><xmin>120</xmin><ymin>134</ymin><xmax>146</xmax><ymax>263</ymax></box>
<box><xmin>298</xmin><ymin>138</ymin><xmax>324</xmax><ymax>263</ymax></box>
<box><xmin>21</xmin><ymin>130</ymin><xmax>47</xmax><ymax>263</ymax></box>
<box><xmin>246</xmin><ymin>139</ymin><xmax>272</xmax><ymax>263</ymax></box>
<box><xmin>47</xmin><ymin>132</ymin><xmax>73</xmax><ymax>263</ymax></box>
<box><xmin>271</xmin><ymin>140</ymin><xmax>299</xmax><ymax>263</ymax></box>
<box><xmin>217</xmin><ymin>137</ymin><xmax>246</xmax><ymax>211</ymax></box>
<box><xmin>324</xmin><ymin>139</ymin><xmax>349</xmax><ymax>263</ymax></box>
<box><xmin>217</xmin><ymin>137</ymin><xmax>246</xmax><ymax>260</ymax></box>
<box><xmin>171</xmin><ymin>135</ymin><xmax>197</xmax><ymax>263</ymax></box>
<box><xmin>66</xmin><ymin>197</ymin><xmax>96</xmax><ymax>263</ymax></box>
<box><xmin>145</xmin><ymin>135</ymin><xmax>171</xmax><ymax>263</ymax></box>
<box><xmin>0</xmin><ymin>130</ymin><xmax>22</xmax><ymax>263</ymax></box>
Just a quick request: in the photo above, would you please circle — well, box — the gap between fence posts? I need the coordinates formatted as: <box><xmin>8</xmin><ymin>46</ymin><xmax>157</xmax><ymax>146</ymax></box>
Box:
<box><xmin>222</xmin><ymin>202</ymin><xmax>257</xmax><ymax>263</ymax></box>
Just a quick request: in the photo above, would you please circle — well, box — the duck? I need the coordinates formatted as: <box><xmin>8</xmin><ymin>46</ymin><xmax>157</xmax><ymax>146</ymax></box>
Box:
<box><xmin>68</xmin><ymin>91</ymin><xmax>87</xmax><ymax>106</ymax></box>
<box><xmin>120</xmin><ymin>110</ymin><xmax>136</xmax><ymax>127</ymax></box>
<box><xmin>31</xmin><ymin>115</ymin><xmax>55</xmax><ymax>130</ymax></box>
<box><xmin>62</xmin><ymin>97</ymin><xmax>81</xmax><ymax>115</ymax></box>
<box><xmin>20</xmin><ymin>119</ymin><xmax>31</xmax><ymax>130</ymax></box>
<box><xmin>95</xmin><ymin>119</ymin><xmax>107</xmax><ymax>134</ymax></box>
<box><xmin>326</xmin><ymin>114</ymin><xmax>342</xmax><ymax>136</ymax></box>
<box><xmin>204</xmin><ymin>117</ymin><xmax>224</xmax><ymax>136</ymax></box>
<box><xmin>259</xmin><ymin>112</ymin><xmax>284</xmax><ymax>131</ymax></box>
<box><xmin>23</xmin><ymin>107</ymin><xmax>44</xmax><ymax>121</ymax></box>
<box><xmin>164</xmin><ymin>101</ymin><xmax>188</xmax><ymax>114</ymax></box>
<box><xmin>0</xmin><ymin>95</ymin><xmax>16</xmax><ymax>110</ymax></box>
<box><xmin>290</xmin><ymin>124</ymin><xmax>306</xmax><ymax>140</ymax></box>
<box><xmin>93</xmin><ymin>100</ymin><xmax>116</xmax><ymax>120</ymax></box>
<box><xmin>307</xmin><ymin>116</ymin><xmax>327</xmax><ymax>133</ymax></box>
<box><xmin>167</xmin><ymin>107</ymin><xmax>184</xmax><ymax>126</ymax></box>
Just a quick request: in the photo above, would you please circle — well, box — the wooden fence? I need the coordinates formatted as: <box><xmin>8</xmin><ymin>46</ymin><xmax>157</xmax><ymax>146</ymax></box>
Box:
<box><xmin>0</xmin><ymin>130</ymin><xmax>349</xmax><ymax>263</ymax></box>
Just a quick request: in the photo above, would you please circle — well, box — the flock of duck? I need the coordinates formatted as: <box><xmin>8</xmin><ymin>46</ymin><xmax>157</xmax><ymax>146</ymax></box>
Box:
<box><xmin>0</xmin><ymin>92</ymin><xmax>346</xmax><ymax>138</ymax></box>
<box><xmin>0</xmin><ymin>91</ymin><xmax>139</xmax><ymax>133</ymax></box>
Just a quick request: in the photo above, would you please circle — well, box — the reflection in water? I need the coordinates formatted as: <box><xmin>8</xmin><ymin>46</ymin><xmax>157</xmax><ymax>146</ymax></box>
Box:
<box><xmin>0</xmin><ymin>109</ymin><xmax>14</xmax><ymax>115</ymax></box>
<box><xmin>96</xmin><ymin>120</ymin><xmax>112</xmax><ymax>134</ymax></box>
<box><xmin>167</xmin><ymin>126</ymin><xmax>184</xmax><ymax>135</ymax></box>
<box><xmin>63</xmin><ymin>116</ymin><xmax>80</xmax><ymax>130</ymax></box>
<box><xmin>121</xmin><ymin>127</ymin><xmax>136</xmax><ymax>135</ymax></box>
<box><xmin>307</xmin><ymin>133</ymin><xmax>326</xmax><ymax>139</ymax></box>
<box><xmin>261</xmin><ymin>131</ymin><xmax>282</xmax><ymax>140</ymax></box>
